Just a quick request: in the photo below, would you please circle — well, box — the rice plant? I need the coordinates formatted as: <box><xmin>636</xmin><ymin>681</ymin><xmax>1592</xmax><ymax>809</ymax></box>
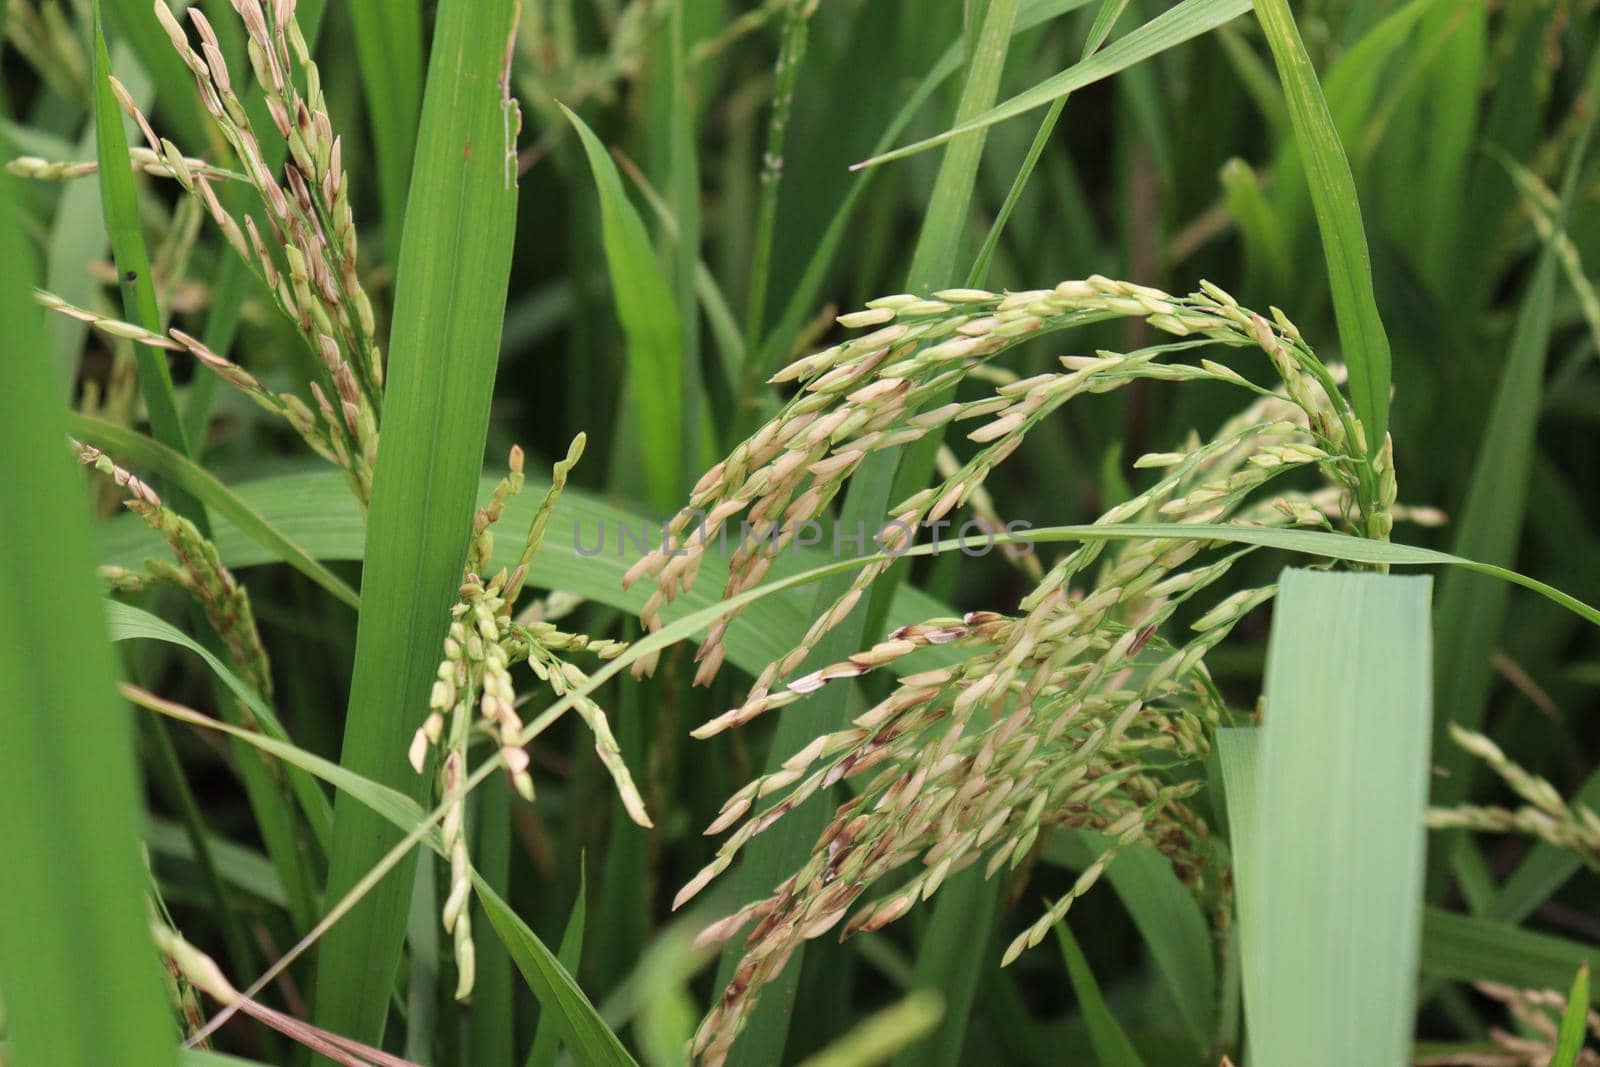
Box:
<box><xmin>3</xmin><ymin>1</ymin><xmax>1600</xmax><ymax>1065</ymax></box>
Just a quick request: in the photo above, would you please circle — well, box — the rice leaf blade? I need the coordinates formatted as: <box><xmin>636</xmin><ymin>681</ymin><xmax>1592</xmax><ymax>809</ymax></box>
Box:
<box><xmin>1222</xmin><ymin>569</ymin><xmax>1433</xmax><ymax>1066</ymax></box>
<box><xmin>1252</xmin><ymin>0</ymin><xmax>1392</xmax><ymax>446</ymax></box>
<box><xmin>0</xmin><ymin>161</ymin><xmax>175</xmax><ymax>1067</ymax></box>
<box><xmin>312</xmin><ymin>0</ymin><xmax>523</xmax><ymax>1044</ymax></box>
<box><xmin>561</xmin><ymin>104</ymin><xmax>686</xmax><ymax>510</ymax></box>
<box><xmin>1055</xmin><ymin>924</ymin><xmax>1147</xmax><ymax>1067</ymax></box>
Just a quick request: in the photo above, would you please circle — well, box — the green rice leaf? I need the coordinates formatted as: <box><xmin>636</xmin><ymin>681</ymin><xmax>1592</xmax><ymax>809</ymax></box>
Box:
<box><xmin>312</xmin><ymin>0</ymin><xmax>523</xmax><ymax>1045</ymax></box>
<box><xmin>1420</xmin><ymin>909</ymin><xmax>1600</xmax><ymax>999</ymax></box>
<box><xmin>0</xmin><ymin>158</ymin><xmax>175</xmax><ymax>1067</ymax></box>
<box><xmin>561</xmin><ymin>104</ymin><xmax>685</xmax><ymax>510</ymax></box>
<box><xmin>525</xmin><ymin>861</ymin><xmax>588</xmax><ymax>1067</ymax></box>
<box><xmin>346</xmin><ymin>0</ymin><xmax>423</xmax><ymax>248</ymax></box>
<box><xmin>104</xmin><ymin>599</ymin><xmax>334</xmax><ymax>845</ymax></box>
<box><xmin>852</xmin><ymin>0</ymin><xmax>1252</xmax><ymax>170</ymax></box>
<box><xmin>1220</xmin><ymin>569</ymin><xmax>1433</xmax><ymax>1066</ymax></box>
<box><xmin>1430</xmin><ymin>57</ymin><xmax>1600</xmax><ymax>807</ymax></box>
<box><xmin>1252</xmin><ymin>0</ymin><xmax>1393</xmax><ymax>448</ymax></box>
<box><xmin>1553</xmin><ymin>965</ymin><xmax>1591</xmax><ymax>1067</ymax></box>
<box><xmin>478</xmin><ymin>878</ymin><xmax>636</xmax><ymax>1067</ymax></box>
<box><xmin>92</xmin><ymin>0</ymin><xmax>202</xmax><ymax>517</ymax></box>
<box><xmin>1055</xmin><ymin>924</ymin><xmax>1146</xmax><ymax>1067</ymax></box>
<box><xmin>1043</xmin><ymin>832</ymin><xmax>1215</xmax><ymax>1051</ymax></box>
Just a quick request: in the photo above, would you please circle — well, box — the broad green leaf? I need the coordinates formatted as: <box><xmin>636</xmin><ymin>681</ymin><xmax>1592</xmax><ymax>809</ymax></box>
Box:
<box><xmin>1055</xmin><ymin>924</ymin><xmax>1147</xmax><ymax>1067</ymax></box>
<box><xmin>0</xmin><ymin>153</ymin><xmax>174</xmax><ymax>1067</ymax></box>
<box><xmin>1221</xmin><ymin>569</ymin><xmax>1433</xmax><ymax>1067</ymax></box>
<box><xmin>1253</xmin><ymin>0</ymin><xmax>1393</xmax><ymax>449</ymax></box>
<box><xmin>561</xmin><ymin>104</ymin><xmax>685</xmax><ymax>510</ymax></box>
<box><xmin>313</xmin><ymin>0</ymin><xmax>523</xmax><ymax>1045</ymax></box>
<box><xmin>97</xmin><ymin>473</ymin><xmax>1600</xmax><ymax>633</ymax></box>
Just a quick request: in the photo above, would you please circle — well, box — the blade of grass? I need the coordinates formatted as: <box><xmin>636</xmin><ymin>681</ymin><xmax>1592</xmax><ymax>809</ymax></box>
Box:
<box><xmin>1553</xmin><ymin>965</ymin><xmax>1591</xmax><ymax>1067</ymax></box>
<box><xmin>1055</xmin><ymin>924</ymin><xmax>1147</xmax><ymax>1067</ymax></box>
<box><xmin>665</xmin><ymin>0</ymin><xmax>704</xmax><ymax>489</ymax></box>
<box><xmin>44</xmin><ymin>50</ymin><xmax>149</xmax><ymax>388</ymax></box>
<box><xmin>470</xmin><ymin>785</ymin><xmax>514</xmax><ymax>1067</ymax></box>
<box><xmin>968</xmin><ymin>0</ymin><xmax>1130</xmax><ymax>288</ymax></box>
<box><xmin>71</xmin><ymin>414</ymin><xmax>360</xmax><ymax>609</ymax></box>
<box><xmin>92</xmin><ymin>0</ymin><xmax>202</xmax><ymax>522</ymax></box>
<box><xmin>346</xmin><ymin>0</ymin><xmax>422</xmax><ymax>251</ymax></box>
<box><xmin>1220</xmin><ymin>569</ymin><xmax>1433</xmax><ymax>1066</ymax></box>
<box><xmin>1043</xmin><ymin>832</ymin><xmax>1215</xmax><ymax>1052</ymax></box>
<box><xmin>97</xmin><ymin>476</ymin><xmax>1600</xmax><ymax>630</ymax></box>
<box><xmin>477</xmin><ymin>876</ymin><xmax>638</xmax><ymax>1067</ymax></box>
<box><xmin>562</xmin><ymin>104</ymin><xmax>686</xmax><ymax>509</ymax></box>
<box><xmin>852</xmin><ymin>0</ymin><xmax>1252</xmax><ymax>170</ymax></box>
<box><xmin>0</xmin><ymin>158</ymin><xmax>175</xmax><ymax>1067</ymax></box>
<box><xmin>105</xmin><ymin>600</ymin><xmax>334</xmax><ymax>843</ymax></box>
<box><xmin>1430</xmin><ymin>54</ymin><xmax>1600</xmax><ymax>814</ymax></box>
<box><xmin>1252</xmin><ymin>0</ymin><xmax>1393</xmax><ymax>451</ymax></box>
<box><xmin>311</xmin><ymin>0</ymin><xmax>523</xmax><ymax>1046</ymax></box>
<box><xmin>525</xmin><ymin>860</ymin><xmax>588</xmax><ymax>1067</ymax></box>
<box><xmin>1420</xmin><ymin>909</ymin><xmax>1600</xmax><ymax>999</ymax></box>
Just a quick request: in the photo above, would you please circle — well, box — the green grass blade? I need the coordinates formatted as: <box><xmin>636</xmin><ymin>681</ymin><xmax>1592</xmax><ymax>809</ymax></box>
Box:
<box><xmin>1420</xmin><ymin>909</ymin><xmax>1599</xmax><ymax>998</ymax></box>
<box><xmin>1430</xmin><ymin>63</ymin><xmax>1600</xmax><ymax>809</ymax></box>
<box><xmin>1044</xmin><ymin>832</ymin><xmax>1215</xmax><ymax>1051</ymax></box>
<box><xmin>1055</xmin><ymin>924</ymin><xmax>1147</xmax><ymax>1067</ymax></box>
<box><xmin>0</xmin><ymin>161</ymin><xmax>175</xmax><ymax>1067</ymax></box>
<box><xmin>1252</xmin><ymin>0</ymin><xmax>1393</xmax><ymax>448</ymax></box>
<box><xmin>1553</xmin><ymin>965</ymin><xmax>1591</xmax><ymax>1067</ymax></box>
<box><xmin>853</xmin><ymin>0</ymin><xmax>1251</xmax><ymax>170</ymax></box>
<box><xmin>525</xmin><ymin>862</ymin><xmax>588</xmax><ymax>1067</ymax></box>
<box><xmin>92</xmin><ymin>0</ymin><xmax>201</xmax><ymax>515</ymax></box>
<box><xmin>346</xmin><ymin>0</ymin><xmax>423</xmax><ymax>250</ymax></box>
<box><xmin>561</xmin><ymin>104</ymin><xmax>686</xmax><ymax>509</ymax></box>
<box><xmin>1221</xmin><ymin>569</ymin><xmax>1433</xmax><ymax>1066</ymax></box>
<box><xmin>739</xmin><ymin>0</ymin><xmax>813</xmax><ymax>355</ymax></box>
<box><xmin>475</xmin><ymin>880</ymin><xmax>638</xmax><ymax>1067</ymax></box>
<box><xmin>105</xmin><ymin>600</ymin><xmax>334</xmax><ymax>844</ymax></box>
<box><xmin>99</xmin><ymin>475</ymin><xmax>1600</xmax><ymax>631</ymax></box>
<box><xmin>70</xmin><ymin>414</ymin><xmax>360</xmax><ymax>609</ymax></box>
<box><xmin>312</xmin><ymin>0</ymin><xmax>523</xmax><ymax>1045</ymax></box>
